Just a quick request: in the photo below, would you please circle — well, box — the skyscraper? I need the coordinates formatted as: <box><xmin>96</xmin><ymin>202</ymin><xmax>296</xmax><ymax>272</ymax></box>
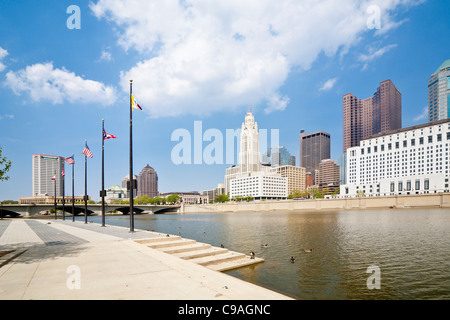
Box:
<box><xmin>343</xmin><ymin>79</ymin><xmax>402</xmax><ymax>153</ymax></box>
<box><xmin>428</xmin><ymin>59</ymin><xmax>450</xmax><ymax>122</ymax></box>
<box><xmin>262</xmin><ymin>146</ymin><xmax>296</xmax><ymax>167</ymax></box>
<box><xmin>299</xmin><ymin>130</ymin><xmax>330</xmax><ymax>183</ymax></box>
<box><xmin>32</xmin><ymin>154</ymin><xmax>65</xmax><ymax>196</ymax></box>
<box><xmin>224</xmin><ymin>111</ymin><xmax>287</xmax><ymax>198</ymax></box>
<box><xmin>136</xmin><ymin>165</ymin><xmax>159</xmax><ymax>198</ymax></box>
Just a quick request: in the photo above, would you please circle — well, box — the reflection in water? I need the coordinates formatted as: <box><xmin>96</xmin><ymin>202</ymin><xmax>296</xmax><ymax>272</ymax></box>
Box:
<box><xmin>82</xmin><ymin>208</ymin><xmax>450</xmax><ymax>299</ymax></box>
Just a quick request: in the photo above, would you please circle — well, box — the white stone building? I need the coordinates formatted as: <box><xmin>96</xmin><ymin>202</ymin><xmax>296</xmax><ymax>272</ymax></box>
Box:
<box><xmin>340</xmin><ymin>119</ymin><xmax>450</xmax><ymax>197</ymax></box>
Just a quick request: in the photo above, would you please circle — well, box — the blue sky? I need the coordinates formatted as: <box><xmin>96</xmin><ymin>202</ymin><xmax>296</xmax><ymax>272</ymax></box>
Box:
<box><xmin>0</xmin><ymin>0</ymin><xmax>449</xmax><ymax>201</ymax></box>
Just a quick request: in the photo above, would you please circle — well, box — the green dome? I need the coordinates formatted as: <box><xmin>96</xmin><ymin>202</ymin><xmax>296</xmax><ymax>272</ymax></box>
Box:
<box><xmin>434</xmin><ymin>59</ymin><xmax>450</xmax><ymax>74</ymax></box>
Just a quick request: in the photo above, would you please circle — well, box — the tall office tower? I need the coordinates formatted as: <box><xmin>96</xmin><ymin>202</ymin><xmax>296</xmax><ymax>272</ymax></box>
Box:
<box><xmin>239</xmin><ymin>111</ymin><xmax>261</xmax><ymax>172</ymax></box>
<box><xmin>299</xmin><ymin>130</ymin><xmax>331</xmax><ymax>183</ymax></box>
<box><xmin>343</xmin><ymin>79</ymin><xmax>402</xmax><ymax>153</ymax></box>
<box><xmin>121</xmin><ymin>174</ymin><xmax>137</xmax><ymax>198</ymax></box>
<box><xmin>136</xmin><ymin>165</ymin><xmax>159</xmax><ymax>198</ymax></box>
<box><xmin>32</xmin><ymin>154</ymin><xmax>65</xmax><ymax>196</ymax></box>
<box><xmin>262</xmin><ymin>146</ymin><xmax>296</xmax><ymax>167</ymax></box>
<box><xmin>429</xmin><ymin>59</ymin><xmax>450</xmax><ymax>122</ymax></box>
<box><xmin>318</xmin><ymin>159</ymin><xmax>340</xmax><ymax>187</ymax></box>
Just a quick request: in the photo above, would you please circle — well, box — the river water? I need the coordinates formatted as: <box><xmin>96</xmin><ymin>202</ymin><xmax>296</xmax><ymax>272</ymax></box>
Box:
<box><xmin>80</xmin><ymin>208</ymin><xmax>450</xmax><ymax>300</ymax></box>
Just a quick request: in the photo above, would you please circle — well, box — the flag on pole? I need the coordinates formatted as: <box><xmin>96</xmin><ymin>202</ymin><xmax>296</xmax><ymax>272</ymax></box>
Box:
<box><xmin>65</xmin><ymin>155</ymin><xmax>75</xmax><ymax>164</ymax></box>
<box><xmin>62</xmin><ymin>168</ymin><xmax>65</xmax><ymax>177</ymax></box>
<box><xmin>103</xmin><ymin>128</ymin><xmax>117</xmax><ymax>140</ymax></box>
<box><xmin>51</xmin><ymin>175</ymin><xmax>56</xmax><ymax>181</ymax></box>
<box><xmin>131</xmin><ymin>94</ymin><xmax>142</xmax><ymax>111</ymax></box>
<box><xmin>82</xmin><ymin>143</ymin><xmax>93</xmax><ymax>158</ymax></box>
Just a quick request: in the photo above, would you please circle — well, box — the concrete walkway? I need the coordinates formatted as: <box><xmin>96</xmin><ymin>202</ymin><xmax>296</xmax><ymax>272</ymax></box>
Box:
<box><xmin>0</xmin><ymin>219</ymin><xmax>292</xmax><ymax>300</ymax></box>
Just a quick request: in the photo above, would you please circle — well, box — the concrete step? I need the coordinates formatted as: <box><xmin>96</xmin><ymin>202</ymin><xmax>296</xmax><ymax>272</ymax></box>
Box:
<box><xmin>161</xmin><ymin>243</ymin><xmax>211</xmax><ymax>254</ymax></box>
<box><xmin>209</xmin><ymin>256</ymin><xmax>265</xmax><ymax>272</ymax></box>
<box><xmin>146</xmin><ymin>239</ymin><xmax>197</xmax><ymax>249</ymax></box>
<box><xmin>174</xmin><ymin>247</ymin><xmax>229</xmax><ymax>260</ymax></box>
<box><xmin>135</xmin><ymin>236</ymin><xmax>181</xmax><ymax>245</ymax></box>
<box><xmin>189</xmin><ymin>251</ymin><xmax>246</xmax><ymax>267</ymax></box>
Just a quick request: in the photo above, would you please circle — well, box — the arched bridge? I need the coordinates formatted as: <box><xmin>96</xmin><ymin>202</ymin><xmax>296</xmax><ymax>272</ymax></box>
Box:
<box><xmin>0</xmin><ymin>204</ymin><xmax>181</xmax><ymax>218</ymax></box>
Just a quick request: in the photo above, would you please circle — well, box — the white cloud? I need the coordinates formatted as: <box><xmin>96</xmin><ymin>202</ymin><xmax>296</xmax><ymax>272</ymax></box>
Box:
<box><xmin>4</xmin><ymin>62</ymin><xmax>117</xmax><ymax>106</ymax></box>
<box><xmin>0</xmin><ymin>114</ymin><xmax>14</xmax><ymax>120</ymax></box>
<box><xmin>320</xmin><ymin>78</ymin><xmax>338</xmax><ymax>91</ymax></box>
<box><xmin>0</xmin><ymin>46</ymin><xmax>8</xmax><ymax>72</ymax></box>
<box><xmin>99</xmin><ymin>48</ymin><xmax>113</xmax><ymax>62</ymax></box>
<box><xmin>359</xmin><ymin>43</ymin><xmax>397</xmax><ymax>70</ymax></box>
<box><xmin>413</xmin><ymin>106</ymin><xmax>428</xmax><ymax>122</ymax></box>
<box><xmin>90</xmin><ymin>0</ymin><xmax>421</xmax><ymax>118</ymax></box>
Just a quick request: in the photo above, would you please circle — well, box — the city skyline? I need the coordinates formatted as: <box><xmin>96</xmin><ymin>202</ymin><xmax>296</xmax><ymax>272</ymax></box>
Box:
<box><xmin>0</xmin><ymin>1</ymin><xmax>449</xmax><ymax>201</ymax></box>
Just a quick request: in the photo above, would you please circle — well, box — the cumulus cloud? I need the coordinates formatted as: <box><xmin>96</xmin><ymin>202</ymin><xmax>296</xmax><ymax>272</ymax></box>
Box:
<box><xmin>320</xmin><ymin>78</ymin><xmax>338</xmax><ymax>91</ymax></box>
<box><xmin>90</xmin><ymin>0</ymin><xmax>421</xmax><ymax>118</ymax></box>
<box><xmin>4</xmin><ymin>62</ymin><xmax>117</xmax><ymax>106</ymax></box>
<box><xmin>0</xmin><ymin>46</ymin><xmax>8</xmax><ymax>72</ymax></box>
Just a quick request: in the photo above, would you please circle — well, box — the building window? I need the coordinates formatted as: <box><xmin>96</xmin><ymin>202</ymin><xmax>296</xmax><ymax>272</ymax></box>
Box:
<box><xmin>424</xmin><ymin>179</ymin><xmax>430</xmax><ymax>190</ymax></box>
<box><xmin>428</xmin><ymin>136</ymin><xmax>433</xmax><ymax>143</ymax></box>
<box><xmin>406</xmin><ymin>181</ymin><xmax>411</xmax><ymax>191</ymax></box>
<box><xmin>415</xmin><ymin>180</ymin><xmax>420</xmax><ymax>190</ymax></box>
<box><xmin>398</xmin><ymin>181</ymin><xmax>403</xmax><ymax>191</ymax></box>
<box><xmin>395</xmin><ymin>142</ymin><xmax>399</xmax><ymax>149</ymax></box>
<box><xmin>420</xmin><ymin>137</ymin><xmax>424</xmax><ymax>145</ymax></box>
<box><xmin>437</xmin><ymin>134</ymin><xmax>442</xmax><ymax>142</ymax></box>
<box><xmin>411</xmin><ymin>139</ymin><xmax>415</xmax><ymax>146</ymax></box>
<box><xmin>390</xmin><ymin>182</ymin><xmax>395</xmax><ymax>192</ymax></box>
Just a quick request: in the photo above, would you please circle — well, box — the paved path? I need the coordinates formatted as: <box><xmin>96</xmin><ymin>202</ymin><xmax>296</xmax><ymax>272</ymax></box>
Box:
<box><xmin>0</xmin><ymin>219</ymin><xmax>292</xmax><ymax>300</ymax></box>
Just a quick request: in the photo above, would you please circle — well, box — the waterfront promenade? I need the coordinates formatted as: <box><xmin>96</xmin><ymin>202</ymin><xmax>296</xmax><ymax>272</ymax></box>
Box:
<box><xmin>0</xmin><ymin>219</ymin><xmax>291</xmax><ymax>300</ymax></box>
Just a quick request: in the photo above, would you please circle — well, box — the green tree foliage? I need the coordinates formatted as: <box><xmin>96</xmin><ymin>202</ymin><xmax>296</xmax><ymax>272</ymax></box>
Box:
<box><xmin>214</xmin><ymin>194</ymin><xmax>229</xmax><ymax>203</ymax></box>
<box><xmin>0</xmin><ymin>146</ymin><xmax>12</xmax><ymax>182</ymax></box>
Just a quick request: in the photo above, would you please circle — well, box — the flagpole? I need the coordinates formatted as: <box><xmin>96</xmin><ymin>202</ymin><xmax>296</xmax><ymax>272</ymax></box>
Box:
<box><xmin>129</xmin><ymin>80</ymin><xmax>135</xmax><ymax>232</ymax></box>
<box><xmin>54</xmin><ymin>171</ymin><xmax>57</xmax><ymax>220</ymax></box>
<box><xmin>84</xmin><ymin>140</ymin><xmax>88</xmax><ymax>224</ymax></box>
<box><xmin>62</xmin><ymin>166</ymin><xmax>65</xmax><ymax>221</ymax></box>
<box><xmin>72</xmin><ymin>153</ymin><xmax>75</xmax><ymax>222</ymax></box>
<box><xmin>102</xmin><ymin>119</ymin><xmax>105</xmax><ymax>227</ymax></box>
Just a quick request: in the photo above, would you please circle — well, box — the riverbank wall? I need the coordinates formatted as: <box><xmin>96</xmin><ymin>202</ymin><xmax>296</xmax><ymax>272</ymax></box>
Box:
<box><xmin>183</xmin><ymin>193</ymin><xmax>450</xmax><ymax>213</ymax></box>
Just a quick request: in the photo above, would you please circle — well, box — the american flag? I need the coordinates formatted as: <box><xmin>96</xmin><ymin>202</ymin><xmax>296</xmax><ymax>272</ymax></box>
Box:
<box><xmin>103</xmin><ymin>128</ymin><xmax>117</xmax><ymax>140</ymax></box>
<box><xmin>65</xmin><ymin>155</ymin><xmax>75</xmax><ymax>164</ymax></box>
<box><xmin>62</xmin><ymin>168</ymin><xmax>65</xmax><ymax>177</ymax></box>
<box><xmin>82</xmin><ymin>143</ymin><xmax>93</xmax><ymax>158</ymax></box>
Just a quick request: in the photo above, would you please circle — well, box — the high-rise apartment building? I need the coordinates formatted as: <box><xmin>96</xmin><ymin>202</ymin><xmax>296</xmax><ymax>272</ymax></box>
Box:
<box><xmin>136</xmin><ymin>165</ymin><xmax>159</xmax><ymax>198</ymax></box>
<box><xmin>299</xmin><ymin>130</ymin><xmax>331</xmax><ymax>183</ymax></box>
<box><xmin>343</xmin><ymin>79</ymin><xmax>402</xmax><ymax>153</ymax></box>
<box><xmin>429</xmin><ymin>59</ymin><xmax>450</xmax><ymax>122</ymax></box>
<box><xmin>32</xmin><ymin>154</ymin><xmax>65</xmax><ymax>197</ymax></box>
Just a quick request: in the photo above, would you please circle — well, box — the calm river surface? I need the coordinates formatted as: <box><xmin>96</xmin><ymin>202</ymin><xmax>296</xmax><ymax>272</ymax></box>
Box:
<box><xmin>81</xmin><ymin>208</ymin><xmax>450</xmax><ymax>300</ymax></box>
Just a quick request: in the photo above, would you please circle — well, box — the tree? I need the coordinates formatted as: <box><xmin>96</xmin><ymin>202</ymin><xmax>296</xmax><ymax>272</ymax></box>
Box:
<box><xmin>215</xmin><ymin>194</ymin><xmax>229</xmax><ymax>203</ymax></box>
<box><xmin>166</xmin><ymin>194</ymin><xmax>180</xmax><ymax>204</ymax></box>
<box><xmin>0</xmin><ymin>146</ymin><xmax>12</xmax><ymax>182</ymax></box>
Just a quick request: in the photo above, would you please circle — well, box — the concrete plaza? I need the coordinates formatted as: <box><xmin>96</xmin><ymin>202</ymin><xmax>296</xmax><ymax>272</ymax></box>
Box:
<box><xmin>0</xmin><ymin>219</ymin><xmax>291</xmax><ymax>300</ymax></box>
